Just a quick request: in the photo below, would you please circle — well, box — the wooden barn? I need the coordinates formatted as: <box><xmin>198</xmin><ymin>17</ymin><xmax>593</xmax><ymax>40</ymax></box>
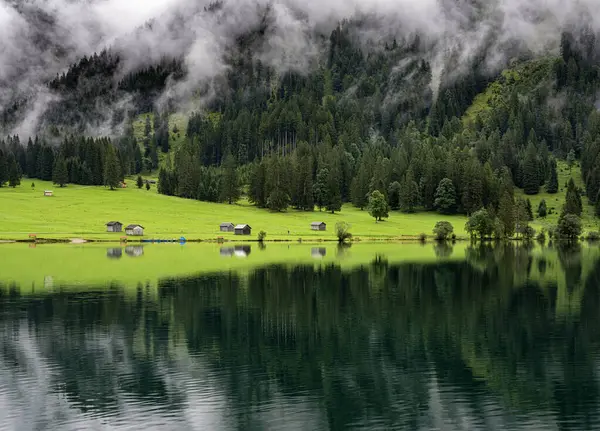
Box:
<box><xmin>234</xmin><ymin>224</ymin><xmax>252</xmax><ymax>236</ymax></box>
<box><xmin>44</xmin><ymin>190</ymin><xmax>53</xmax><ymax>197</ymax></box>
<box><xmin>220</xmin><ymin>222</ymin><xmax>235</xmax><ymax>233</ymax></box>
<box><xmin>125</xmin><ymin>224</ymin><xmax>144</xmax><ymax>236</ymax></box>
<box><xmin>311</xmin><ymin>222</ymin><xmax>326</xmax><ymax>231</ymax></box>
<box><xmin>106</xmin><ymin>221</ymin><xmax>123</xmax><ymax>233</ymax></box>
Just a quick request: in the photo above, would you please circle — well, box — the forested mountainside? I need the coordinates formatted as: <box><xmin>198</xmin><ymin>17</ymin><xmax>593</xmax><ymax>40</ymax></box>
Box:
<box><xmin>2</xmin><ymin>0</ymin><xmax>600</xmax><ymax>236</ymax></box>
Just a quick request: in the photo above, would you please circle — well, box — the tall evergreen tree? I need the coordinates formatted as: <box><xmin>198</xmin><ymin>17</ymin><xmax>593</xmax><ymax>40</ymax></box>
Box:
<box><xmin>387</xmin><ymin>181</ymin><xmax>401</xmax><ymax>210</ymax></box>
<box><xmin>547</xmin><ymin>160</ymin><xmax>559</xmax><ymax>193</ymax></box>
<box><xmin>103</xmin><ymin>145</ymin><xmax>121</xmax><ymax>190</ymax></box>
<box><xmin>498</xmin><ymin>192</ymin><xmax>516</xmax><ymax>238</ymax></box>
<box><xmin>368</xmin><ymin>190</ymin><xmax>389</xmax><ymax>221</ymax></box>
<box><xmin>563</xmin><ymin>178</ymin><xmax>583</xmax><ymax>216</ymax></box>
<box><xmin>522</xmin><ymin>142</ymin><xmax>540</xmax><ymax>195</ymax></box>
<box><xmin>248</xmin><ymin>161</ymin><xmax>267</xmax><ymax>208</ymax></box>
<box><xmin>52</xmin><ymin>156</ymin><xmax>68</xmax><ymax>187</ymax></box>
<box><xmin>399</xmin><ymin>169</ymin><xmax>420</xmax><ymax>213</ymax></box>
<box><xmin>0</xmin><ymin>150</ymin><xmax>7</xmax><ymax>187</ymax></box>
<box><xmin>7</xmin><ymin>153</ymin><xmax>20</xmax><ymax>188</ymax></box>
<box><xmin>326</xmin><ymin>164</ymin><xmax>342</xmax><ymax>214</ymax></box>
<box><xmin>434</xmin><ymin>178</ymin><xmax>457</xmax><ymax>214</ymax></box>
<box><xmin>313</xmin><ymin>168</ymin><xmax>329</xmax><ymax>211</ymax></box>
<box><xmin>219</xmin><ymin>152</ymin><xmax>241</xmax><ymax>204</ymax></box>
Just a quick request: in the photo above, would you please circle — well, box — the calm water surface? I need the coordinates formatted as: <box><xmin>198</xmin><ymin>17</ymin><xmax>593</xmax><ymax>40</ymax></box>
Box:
<box><xmin>1</xmin><ymin>243</ymin><xmax>600</xmax><ymax>430</ymax></box>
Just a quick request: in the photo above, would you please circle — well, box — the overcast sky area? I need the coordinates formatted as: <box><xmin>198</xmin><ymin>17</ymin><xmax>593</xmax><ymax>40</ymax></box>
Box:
<box><xmin>1</xmin><ymin>0</ymin><xmax>600</xmax><ymax>136</ymax></box>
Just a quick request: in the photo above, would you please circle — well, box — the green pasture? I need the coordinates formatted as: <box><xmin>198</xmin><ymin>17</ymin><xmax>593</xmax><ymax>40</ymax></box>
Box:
<box><xmin>0</xmin><ymin>179</ymin><xmax>468</xmax><ymax>241</ymax></box>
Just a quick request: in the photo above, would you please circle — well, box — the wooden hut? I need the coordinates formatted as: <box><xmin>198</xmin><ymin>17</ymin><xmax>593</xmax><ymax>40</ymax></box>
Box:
<box><xmin>311</xmin><ymin>222</ymin><xmax>327</xmax><ymax>231</ymax></box>
<box><xmin>44</xmin><ymin>190</ymin><xmax>53</xmax><ymax>197</ymax></box>
<box><xmin>220</xmin><ymin>222</ymin><xmax>235</xmax><ymax>233</ymax></box>
<box><xmin>234</xmin><ymin>224</ymin><xmax>252</xmax><ymax>236</ymax></box>
<box><xmin>125</xmin><ymin>224</ymin><xmax>144</xmax><ymax>236</ymax></box>
<box><xmin>106</xmin><ymin>221</ymin><xmax>123</xmax><ymax>233</ymax></box>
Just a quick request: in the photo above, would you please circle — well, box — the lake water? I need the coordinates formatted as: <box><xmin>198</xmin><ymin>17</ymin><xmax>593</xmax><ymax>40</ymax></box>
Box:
<box><xmin>1</xmin><ymin>242</ymin><xmax>600</xmax><ymax>430</ymax></box>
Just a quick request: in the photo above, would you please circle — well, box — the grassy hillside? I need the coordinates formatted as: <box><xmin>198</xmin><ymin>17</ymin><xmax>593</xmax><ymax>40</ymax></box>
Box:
<box><xmin>516</xmin><ymin>160</ymin><xmax>598</xmax><ymax>233</ymax></box>
<box><xmin>0</xmin><ymin>180</ymin><xmax>468</xmax><ymax>241</ymax></box>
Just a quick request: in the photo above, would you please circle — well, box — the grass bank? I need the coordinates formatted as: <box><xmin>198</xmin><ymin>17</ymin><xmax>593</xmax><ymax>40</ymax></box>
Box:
<box><xmin>0</xmin><ymin>179</ymin><xmax>468</xmax><ymax>242</ymax></box>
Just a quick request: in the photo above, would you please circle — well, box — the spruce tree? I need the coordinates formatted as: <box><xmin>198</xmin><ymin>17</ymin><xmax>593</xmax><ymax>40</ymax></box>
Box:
<box><xmin>434</xmin><ymin>178</ymin><xmax>457</xmax><ymax>214</ymax></box>
<box><xmin>547</xmin><ymin>160</ymin><xmax>559</xmax><ymax>193</ymax></box>
<box><xmin>313</xmin><ymin>168</ymin><xmax>329</xmax><ymax>211</ymax></box>
<box><xmin>0</xmin><ymin>150</ymin><xmax>7</xmax><ymax>187</ymax></box>
<box><xmin>7</xmin><ymin>153</ymin><xmax>20</xmax><ymax>188</ymax></box>
<box><xmin>522</xmin><ymin>142</ymin><xmax>540</xmax><ymax>195</ymax></box>
<box><xmin>103</xmin><ymin>145</ymin><xmax>121</xmax><ymax>190</ymax></box>
<box><xmin>137</xmin><ymin>175</ymin><xmax>144</xmax><ymax>189</ymax></box>
<box><xmin>498</xmin><ymin>192</ymin><xmax>516</xmax><ymax>238</ymax></box>
<box><xmin>326</xmin><ymin>165</ymin><xmax>342</xmax><ymax>214</ymax></box>
<box><xmin>538</xmin><ymin>199</ymin><xmax>548</xmax><ymax>218</ymax></box>
<box><xmin>387</xmin><ymin>181</ymin><xmax>401</xmax><ymax>210</ymax></box>
<box><xmin>400</xmin><ymin>169</ymin><xmax>420</xmax><ymax>213</ymax></box>
<box><xmin>248</xmin><ymin>161</ymin><xmax>267</xmax><ymax>208</ymax></box>
<box><xmin>219</xmin><ymin>152</ymin><xmax>241</xmax><ymax>204</ymax></box>
<box><xmin>562</xmin><ymin>178</ymin><xmax>583</xmax><ymax>216</ymax></box>
<box><xmin>52</xmin><ymin>156</ymin><xmax>68</xmax><ymax>187</ymax></box>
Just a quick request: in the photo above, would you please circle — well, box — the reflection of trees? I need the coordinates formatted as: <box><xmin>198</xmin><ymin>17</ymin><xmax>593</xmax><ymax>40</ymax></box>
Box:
<box><xmin>1</xmin><ymin>245</ymin><xmax>600</xmax><ymax>429</ymax></box>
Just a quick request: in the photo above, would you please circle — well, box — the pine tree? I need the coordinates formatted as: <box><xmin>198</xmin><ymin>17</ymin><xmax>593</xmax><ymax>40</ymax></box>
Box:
<box><xmin>567</xmin><ymin>149</ymin><xmax>576</xmax><ymax>172</ymax></box>
<box><xmin>313</xmin><ymin>168</ymin><xmax>329</xmax><ymax>211</ymax></box>
<box><xmin>7</xmin><ymin>153</ymin><xmax>20</xmax><ymax>188</ymax></box>
<box><xmin>219</xmin><ymin>152</ymin><xmax>241</xmax><ymax>204</ymax></box>
<box><xmin>368</xmin><ymin>190</ymin><xmax>389</xmax><ymax>221</ymax></box>
<box><xmin>547</xmin><ymin>160</ymin><xmax>559</xmax><ymax>193</ymax></box>
<box><xmin>538</xmin><ymin>199</ymin><xmax>548</xmax><ymax>218</ymax></box>
<box><xmin>103</xmin><ymin>145</ymin><xmax>121</xmax><ymax>190</ymax></box>
<box><xmin>52</xmin><ymin>156</ymin><xmax>68</xmax><ymax>187</ymax></box>
<box><xmin>400</xmin><ymin>169</ymin><xmax>420</xmax><ymax>213</ymax></box>
<box><xmin>498</xmin><ymin>192</ymin><xmax>515</xmax><ymax>238</ymax></box>
<box><xmin>144</xmin><ymin>116</ymin><xmax>152</xmax><ymax>137</ymax></box>
<box><xmin>0</xmin><ymin>150</ymin><xmax>7</xmax><ymax>187</ymax></box>
<box><xmin>526</xmin><ymin>199</ymin><xmax>534</xmax><ymax>221</ymax></box>
<box><xmin>326</xmin><ymin>164</ymin><xmax>342</xmax><ymax>214</ymax></box>
<box><xmin>387</xmin><ymin>181</ymin><xmax>401</xmax><ymax>210</ymax></box>
<box><xmin>137</xmin><ymin>175</ymin><xmax>144</xmax><ymax>189</ymax></box>
<box><xmin>563</xmin><ymin>178</ymin><xmax>583</xmax><ymax>216</ymax></box>
<box><xmin>434</xmin><ymin>178</ymin><xmax>457</xmax><ymax>215</ymax></box>
<box><xmin>248</xmin><ymin>161</ymin><xmax>267</xmax><ymax>208</ymax></box>
<box><xmin>523</xmin><ymin>142</ymin><xmax>540</xmax><ymax>195</ymax></box>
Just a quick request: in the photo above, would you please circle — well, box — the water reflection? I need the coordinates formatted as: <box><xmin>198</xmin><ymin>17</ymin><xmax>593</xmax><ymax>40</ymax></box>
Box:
<box><xmin>125</xmin><ymin>245</ymin><xmax>144</xmax><ymax>257</ymax></box>
<box><xmin>311</xmin><ymin>247</ymin><xmax>326</xmax><ymax>258</ymax></box>
<box><xmin>1</xmin><ymin>244</ymin><xmax>600</xmax><ymax>430</ymax></box>
<box><xmin>220</xmin><ymin>245</ymin><xmax>252</xmax><ymax>258</ymax></box>
<box><xmin>106</xmin><ymin>248</ymin><xmax>122</xmax><ymax>259</ymax></box>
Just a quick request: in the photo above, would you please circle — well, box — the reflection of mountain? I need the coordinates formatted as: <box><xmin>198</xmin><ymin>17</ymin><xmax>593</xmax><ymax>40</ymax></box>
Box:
<box><xmin>0</xmin><ymin>244</ymin><xmax>600</xmax><ymax>429</ymax></box>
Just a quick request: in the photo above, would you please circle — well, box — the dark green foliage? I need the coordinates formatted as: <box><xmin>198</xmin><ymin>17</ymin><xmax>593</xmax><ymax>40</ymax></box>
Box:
<box><xmin>387</xmin><ymin>181</ymin><xmax>401</xmax><ymax>210</ymax></box>
<box><xmin>526</xmin><ymin>199</ymin><xmax>534</xmax><ymax>221</ymax></box>
<box><xmin>522</xmin><ymin>142</ymin><xmax>540</xmax><ymax>195</ymax></box>
<box><xmin>7</xmin><ymin>153</ymin><xmax>20</xmax><ymax>188</ymax></box>
<box><xmin>567</xmin><ymin>149</ymin><xmax>576</xmax><ymax>171</ymax></box>
<box><xmin>313</xmin><ymin>168</ymin><xmax>329</xmax><ymax>212</ymax></box>
<box><xmin>433</xmin><ymin>221</ymin><xmax>454</xmax><ymax>241</ymax></box>
<box><xmin>248</xmin><ymin>161</ymin><xmax>267</xmax><ymax>208</ymax></box>
<box><xmin>103</xmin><ymin>145</ymin><xmax>121</xmax><ymax>190</ymax></box>
<box><xmin>258</xmin><ymin>231</ymin><xmax>267</xmax><ymax>242</ymax></box>
<box><xmin>521</xmin><ymin>225</ymin><xmax>536</xmax><ymax>241</ymax></box>
<box><xmin>158</xmin><ymin>167</ymin><xmax>177</xmax><ymax>196</ymax></box>
<box><xmin>220</xmin><ymin>152</ymin><xmax>241</xmax><ymax>204</ymax></box>
<box><xmin>400</xmin><ymin>169</ymin><xmax>420</xmax><ymax>213</ymax></box>
<box><xmin>434</xmin><ymin>178</ymin><xmax>456</xmax><ymax>215</ymax></box>
<box><xmin>137</xmin><ymin>175</ymin><xmax>144</xmax><ymax>189</ymax></box>
<box><xmin>557</xmin><ymin>214</ymin><xmax>583</xmax><ymax>240</ymax></box>
<box><xmin>146</xmin><ymin>182</ymin><xmax>151</xmax><ymax>191</ymax></box>
<box><xmin>538</xmin><ymin>199</ymin><xmax>548</xmax><ymax>218</ymax></box>
<box><xmin>52</xmin><ymin>157</ymin><xmax>69</xmax><ymax>188</ymax></box>
<box><xmin>498</xmin><ymin>192</ymin><xmax>516</xmax><ymax>238</ymax></box>
<box><xmin>368</xmin><ymin>190</ymin><xmax>389</xmax><ymax>222</ymax></box>
<box><xmin>563</xmin><ymin>178</ymin><xmax>583</xmax><ymax>217</ymax></box>
<box><xmin>0</xmin><ymin>149</ymin><xmax>7</xmax><ymax>187</ymax></box>
<box><xmin>547</xmin><ymin>160</ymin><xmax>559</xmax><ymax>193</ymax></box>
<box><xmin>465</xmin><ymin>208</ymin><xmax>494</xmax><ymax>240</ymax></box>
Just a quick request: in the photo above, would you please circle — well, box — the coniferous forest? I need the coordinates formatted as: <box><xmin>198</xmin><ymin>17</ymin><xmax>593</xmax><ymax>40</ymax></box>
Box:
<box><xmin>2</xmin><ymin>4</ymin><xmax>600</xmax><ymax>239</ymax></box>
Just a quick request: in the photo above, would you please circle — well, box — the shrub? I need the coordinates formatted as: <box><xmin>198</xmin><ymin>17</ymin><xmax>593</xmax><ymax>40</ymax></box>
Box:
<box><xmin>335</xmin><ymin>222</ymin><xmax>352</xmax><ymax>243</ymax></box>
<box><xmin>419</xmin><ymin>233</ymin><xmax>427</xmax><ymax>243</ymax></box>
<box><xmin>433</xmin><ymin>221</ymin><xmax>454</xmax><ymax>241</ymax></box>
<box><xmin>556</xmin><ymin>214</ymin><xmax>583</xmax><ymax>240</ymax></box>
<box><xmin>536</xmin><ymin>230</ymin><xmax>546</xmax><ymax>244</ymax></box>
<box><xmin>586</xmin><ymin>231</ymin><xmax>600</xmax><ymax>242</ymax></box>
<box><xmin>258</xmin><ymin>231</ymin><xmax>267</xmax><ymax>242</ymax></box>
<box><xmin>522</xmin><ymin>225</ymin><xmax>536</xmax><ymax>242</ymax></box>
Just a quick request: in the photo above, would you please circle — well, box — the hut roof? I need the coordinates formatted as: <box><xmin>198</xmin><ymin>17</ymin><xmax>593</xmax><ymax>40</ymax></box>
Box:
<box><xmin>126</xmin><ymin>224</ymin><xmax>144</xmax><ymax>229</ymax></box>
<box><xmin>311</xmin><ymin>222</ymin><xmax>326</xmax><ymax>226</ymax></box>
<box><xmin>106</xmin><ymin>221</ymin><xmax>122</xmax><ymax>226</ymax></box>
<box><xmin>235</xmin><ymin>224</ymin><xmax>251</xmax><ymax>229</ymax></box>
<box><xmin>220</xmin><ymin>222</ymin><xmax>234</xmax><ymax>227</ymax></box>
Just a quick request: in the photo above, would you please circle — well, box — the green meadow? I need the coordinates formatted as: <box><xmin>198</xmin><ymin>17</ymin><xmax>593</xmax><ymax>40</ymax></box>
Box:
<box><xmin>0</xmin><ymin>179</ymin><xmax>468</xmax><ymax>241</ymax></box>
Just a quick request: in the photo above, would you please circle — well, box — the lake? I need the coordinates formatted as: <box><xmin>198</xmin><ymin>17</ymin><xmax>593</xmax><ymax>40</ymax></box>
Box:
<box><xmin>0</xmin><ymin>242</ymin><xmax>599</xmax><ymax>430</ymax></box>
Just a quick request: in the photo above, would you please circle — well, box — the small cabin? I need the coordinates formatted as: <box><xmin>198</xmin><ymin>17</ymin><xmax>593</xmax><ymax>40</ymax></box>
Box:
<box><xmin>234</xmin><ymin>224</ymin><xmax>252</xmax><ymax>236</ymax></box>
<box><xmin>311</xmin><ymin>222</ymin><xmax>326</xmax><ymax>231</ymax></box>
<box><xmin>220</xmin><ymin>222</ymin><xmax>235</xmax><ymax>233</ymax></box>
<box><xmin>44</xmin><ymin>190</ymin><xmax>53</xmax><ymax>197</ymax></box>
<box><xmin>125</xmin><ymin>224</ymin><xmax>144</xmax><ymax>236</ymax></box>
<box><xmin>106</xmin><ymin>221</ymin><xmax>123</xmax><ymax>233</ymax></box>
